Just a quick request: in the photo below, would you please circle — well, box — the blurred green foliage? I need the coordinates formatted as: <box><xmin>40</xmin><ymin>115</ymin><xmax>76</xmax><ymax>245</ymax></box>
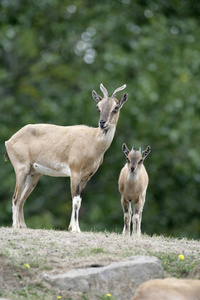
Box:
<box><xmin>0</xmin><ymin>0</ymin><xmax>200</xmax><ymax>239</ymax></box>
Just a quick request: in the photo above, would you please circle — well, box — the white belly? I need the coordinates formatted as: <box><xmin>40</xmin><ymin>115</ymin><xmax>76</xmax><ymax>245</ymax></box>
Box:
<box><xmin>33</xmin><ymin>162</ymin><xmax>71</xmax><ymax>177</ymax></box>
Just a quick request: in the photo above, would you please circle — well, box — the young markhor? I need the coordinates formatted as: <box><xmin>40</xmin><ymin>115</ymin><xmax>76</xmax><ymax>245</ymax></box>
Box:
<box><xmin>118</xmin><ymin>144</ymin><xmax>151</xmax><ymax>236</ymax></box>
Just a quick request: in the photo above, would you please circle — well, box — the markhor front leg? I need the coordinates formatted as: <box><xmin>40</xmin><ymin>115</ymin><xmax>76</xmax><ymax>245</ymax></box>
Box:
<box><xmin>132</xmin><ymin>201</ymin><xmax>143</xmax><ymax>236</ymax></box>
<box><xmin>68</xmin><ymin>195</ymin><xmax>82</xmax><ymax>232</ymax></box>
<box><xmin>121</xmin><ymin>197</ymin><xmax>132</xmax><ymax>236</ymax></box>
<box><xmin>69</xmin><ymin>173</ymin><xmax>86</xmax><ymax>233</ymax></box>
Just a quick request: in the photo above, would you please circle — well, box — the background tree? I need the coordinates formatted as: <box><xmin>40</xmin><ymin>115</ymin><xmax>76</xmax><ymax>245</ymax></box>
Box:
<box><xmin>0</xmin><ymin>0</ymin><xmax>200</xmax><ymax>238</ymax></box>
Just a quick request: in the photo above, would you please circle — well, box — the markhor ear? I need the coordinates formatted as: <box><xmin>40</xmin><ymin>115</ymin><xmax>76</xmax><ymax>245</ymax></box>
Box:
<box><xmin>119</xmin><ymin>92</ymin><xmax>128</xmax><ymax>108</ymax></box>
<box><xmin>122</xmin><ymin>143</ymin><xmax>130</xmax><ymax>157</ymax></box>
<box><xmin>142</xmin><ymin>146</ymin><xmax>151</xmax><ymax>160</ymax></box>
<box><xmin>92</xmin><ymin>90</ymin><xmax>102</xmax><ymax>102</ymax></box>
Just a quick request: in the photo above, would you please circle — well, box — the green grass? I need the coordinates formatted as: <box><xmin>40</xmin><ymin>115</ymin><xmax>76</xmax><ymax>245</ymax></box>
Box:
<box><xmin>77</xmin><ymin>246</ymin><xmax>107</xmax><ymax>257</ymax></box>
<box><xmin>82</xmin><ymin>293</ymin><xmax>117</xmax><ymax>300</ymax></box>
<box><xmin>1</xmin><ymin>228</ymin><xmax>199</xmax><ymax>299</ymax></box>
<box><xmin>156</xmin><ymin>252</ymin><xmax>200</xmax><ymax>278</ymax></box>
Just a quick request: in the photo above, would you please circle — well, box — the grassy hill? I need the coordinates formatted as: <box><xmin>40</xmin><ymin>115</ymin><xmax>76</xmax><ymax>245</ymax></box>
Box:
<box><xmin>0</xmin><ymin>227</ymin><xmax>199</xmax><ymax>300</ymax></box>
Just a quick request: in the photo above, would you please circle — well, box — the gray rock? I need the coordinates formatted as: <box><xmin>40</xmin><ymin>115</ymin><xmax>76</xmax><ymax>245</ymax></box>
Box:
<box><xmin>41</xmin><ymin>256</ymin><xmax>163</xmax><ymax>300</ymax></box>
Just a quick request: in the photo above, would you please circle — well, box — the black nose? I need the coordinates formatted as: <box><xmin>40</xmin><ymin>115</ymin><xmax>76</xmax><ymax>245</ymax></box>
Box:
<box><xmin>99</xmin><ymin>120</ymin><xmax>106</xmax><ymax>129</ymax></box>
<box><xmin>131</xmin><ymin>166</ymin><xmax>135</xmax><ymax>173</ymax></box>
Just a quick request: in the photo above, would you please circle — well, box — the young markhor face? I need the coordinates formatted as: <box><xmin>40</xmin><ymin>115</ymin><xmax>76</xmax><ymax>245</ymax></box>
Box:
<box><xmin>126</xmin><ymin>150</ymin><xmax>144</xmax><ymax>174</ymax></box>
<box><xmin>122</xmin><ymin>143</ymin><xmax>151</xmax><ymax>174</ymax></box>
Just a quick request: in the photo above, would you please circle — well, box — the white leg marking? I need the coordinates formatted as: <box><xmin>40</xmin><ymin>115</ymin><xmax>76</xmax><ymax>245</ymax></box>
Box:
<box><xmin>12</xmin><ymin>201</ymin><xmax>18</xmax><ymax>228</ymax></box>
<box><xmin>123</xmin><ymin>211</ymin><xmax>132</xmax><ymax>236</ymax></box>
<box><xmin>122</xmin><ymin>201</ymin><xmax>132</xmax><ymax>236</ymax></box>
<box><xmin>69</xmin><ymin>196</ymin><xmax>82</xmax><ymax>233</ymax></box>
<box><xmin>132</xmin><ymin>214</ymin><xmax>141</xmax><ymax>236</ymax></box>
<box><xmin>12</xmin><ymin>201</ymin><xmax>26</xmax><ymax>229</ymax></box>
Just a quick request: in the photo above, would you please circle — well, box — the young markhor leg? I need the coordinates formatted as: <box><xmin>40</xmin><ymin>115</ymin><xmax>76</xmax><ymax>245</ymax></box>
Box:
<box><xmin>121</xmin><ymin>197</ymin><xmax>132</xmax><ymax>235</ymax></box>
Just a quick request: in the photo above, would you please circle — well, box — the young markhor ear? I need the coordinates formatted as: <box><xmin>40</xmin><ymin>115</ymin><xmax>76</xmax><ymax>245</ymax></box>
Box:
<box><xmin>122</xmin><ymin>143</ymin><xmax>130</xmax><ymax>157</ymax></box>
<box><xmin>92</xmin><ymin>90</ymin><xmax>102</xmax><ymax>102</ymax></box>
<box><xmin>119</xmin><ymin>92</ymin><xmax>128</xmax><ymax>108</ymax></box>
<box><xmin>142</xmin><ymin>146</ymin><xmax>151</xmax><ymax>160</ymax></box>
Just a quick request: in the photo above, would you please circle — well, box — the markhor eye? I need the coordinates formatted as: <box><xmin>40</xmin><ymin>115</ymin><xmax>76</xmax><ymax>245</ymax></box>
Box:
<box><xmin>113</xmin><ymin>105</ymin><xmax>119</xmax><ymax>112</ymax></box>
<box><xmin>138</xmin><ymin>159</ymin><xmax>143</xmax><ymax>164</ymax></box>
<box><xmin>126</xmin><ymin>158</ymin><xmax>130</xmax><ymax>163</ymax></box>
<box><xmin>96</xmin><ymin>105</ymin><xmax>100</xmax><ymax>112</ymax></box>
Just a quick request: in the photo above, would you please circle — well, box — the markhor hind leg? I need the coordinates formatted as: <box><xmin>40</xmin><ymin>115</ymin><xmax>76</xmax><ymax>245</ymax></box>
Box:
<box><xmin>12</xmin><ymin>171</ymin><xmax>41</xmax><ymax>228</ymax></box>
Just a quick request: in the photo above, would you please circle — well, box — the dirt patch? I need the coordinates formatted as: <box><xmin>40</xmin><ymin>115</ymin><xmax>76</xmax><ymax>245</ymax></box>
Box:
<box><xmin>0</xmin><ymin>227</ymin><xmax>200</xmax><ymax>299</ymax></box>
